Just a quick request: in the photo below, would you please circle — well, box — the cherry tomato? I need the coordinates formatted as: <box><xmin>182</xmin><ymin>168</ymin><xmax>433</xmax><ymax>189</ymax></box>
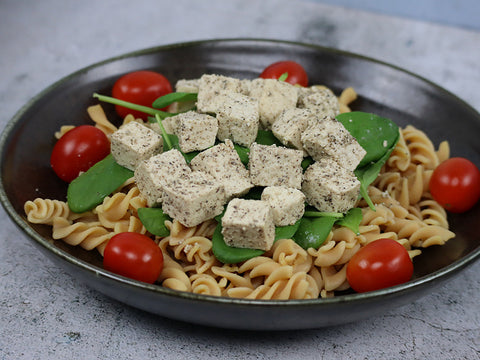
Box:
<box><xmin>50</xmin><ymin>125</ymin><xmax>110</xmax><ymax>182</ymax></box>
<box><xmin>429</xmin><ymin>157</ymin><xmax>480</xmax><ymax>213</ymax></box>
<box><xmin>259</xmin><ymin>60</ymin><xmax>308</xmax><ymax>87</ymax></box>
<box><xmin>346</xmin><ymin>238</ymin><xmax>413</xmax><ymax>293</ymax></box>
<box><xmin>112</xmin><ymin>70</ymin><xmax>172</xmax><ymax>120</ymax></box>
<box><xmin>103</xmin><ymin>232</ymin><xmax>164</xmax><ymax>284</ymax></box>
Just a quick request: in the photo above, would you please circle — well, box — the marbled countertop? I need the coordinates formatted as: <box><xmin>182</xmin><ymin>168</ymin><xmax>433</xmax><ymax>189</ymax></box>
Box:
<box><xmin>1</xmin><ymin>1</ymin><xmax>479</xmax><ymax>359</ymax></box>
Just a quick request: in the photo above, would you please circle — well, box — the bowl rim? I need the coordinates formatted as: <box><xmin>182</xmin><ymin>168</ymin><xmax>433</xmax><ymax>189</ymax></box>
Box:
<box><xmin>1</xmin><ymin>37</ymin><xmax>479</xmax><ymax>308</ymax></box>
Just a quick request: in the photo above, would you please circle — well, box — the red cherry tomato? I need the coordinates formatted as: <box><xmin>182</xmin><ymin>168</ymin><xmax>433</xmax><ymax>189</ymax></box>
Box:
<box><xmin>112</xmin><ymin>70</ymin><xmax>172</xmax><ymax>120</ymax></box>
<box><xmin>346</xmin><ymin>238</ymin><xmax>413</xmax><ymax>293</ymax></box>
<box><xmin>103</xmin><ymin>232</ymin><xmax>164</xmax><ymax>284</ymax></box>
<box><xmin>429</xmin><ymin>157</ymin><xmax>480</xmax><ymax>213</ymax></box>
<box><xmin>260</xmin><ymin>60</ymin><xmax>308</xmax><ymax>87</ymax></box>
<box><xmin>50</xmin><ymin>125</ymin><xmax>110</xmax><ymax>182</ymax></box>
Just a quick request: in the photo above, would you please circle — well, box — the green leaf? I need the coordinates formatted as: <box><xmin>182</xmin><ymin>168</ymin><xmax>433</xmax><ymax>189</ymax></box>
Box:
<box><xmin>137</xmin><ymin>207</ymin><xmax>171</xmax><ymax>237</ymax></box>
<box><xmin>355</xmin><ymin>142</ymin><xmax>398</xmax><ymax>210</ymax></box>
<box><xmin>275</xmin><ymin>219</ymin><xmax>301</xmax><ymax>241</ymax></box>
<box><xmin>211</xmin><ymin>223</ymin><xmax>265</xmax><ymax>264</ymax></box>
<box><xmin>67</xmin><ymin>155</ymin><xmax>134</xmax><ymax>213</ymax></box>
<box><xmin>292</xmin><ymin>216</ymin><xmax>337</xmax><ymax>250</ymax></box>
<box><xmin>335</xmin><ymin>207</ymin><xmax>362</xmax><ymax>235</ymax></box>
<box><xmin>233</xmin><ymin>144</ymin><xmax>250</xmax><ymax>165</ymax></box>
<box><xmin>152</xmin><ymin>92</ymin><xmax>198</xmax><ymax>109</ymax></box>
<box><xmin>337</xmin><ymin>111</ymin><xmax>399</xmax><ymax>168</ymax></box>
<box><xmin>256</xmin><ymin>129</ymin><xmax>283</xmax><ymax>146</ymax></box>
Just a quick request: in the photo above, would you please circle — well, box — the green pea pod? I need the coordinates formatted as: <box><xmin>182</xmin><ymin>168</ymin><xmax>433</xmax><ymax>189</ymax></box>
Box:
<box><xmin>67</xmin><ymin>155</ymin><xmax>134</xmax><ymax>213</ymax></box>
<box><xmin>336</xmin><ymin>111</ymin><xmax>399</xmax><ymax>168</ymax></box>
<box><xmin>211</xmin><ymin>223</ymin><xmax>265</xmax><ymax>264</ymax></box>
<box><xmin>293</xmin><ymin>216</ymin><xmax>337</xmax><ymax>250</ymax></box>
<box><xmin>137</xmin><ymin>207</ymin><xmax>171</xmax><ymax>237</ymax></box>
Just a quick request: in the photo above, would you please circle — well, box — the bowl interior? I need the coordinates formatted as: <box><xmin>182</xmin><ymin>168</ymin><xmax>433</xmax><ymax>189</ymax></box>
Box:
<box><xmin>1</xmin><ymin>39</ymin><xmax>480</xmax><ymax>328</ymax></box>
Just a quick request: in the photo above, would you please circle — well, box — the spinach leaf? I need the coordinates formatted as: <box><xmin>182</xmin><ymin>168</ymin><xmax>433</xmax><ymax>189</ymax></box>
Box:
<box><xmin>275</xmin><ymin>219</ymin><xmax>301</xmax><ymax>241</ymax></box>
<box><xmin>137</xmin><ymin>207</ymin><xmax>171</xmax><ymax>237</ymax></box>
<box><xmin>256</xmin><ymin>129</ymin><xmax>283</xmax><ymax>146</ymax></box>
<box><xmin>152</xmin><ymin>92</ymin><xmax>198</xmax><ymax>109</ymax></box>
<box><xmin>355</xmin><ymin>144</ymin><xmax>397</xmax><ymax>209</ymax></box>
<box><xmin>335</xmin><ymin>207</ymin><xmax>362</xmax><ymax>235</ymax></box>
<box><xmin>337</xmin><ymin>111</ymin><xmax>399</xmax><ymax>168</ymax></box>
<box><xmin>233</xmin><ymin>144</ymin><xmax>250</xmax><ymax>166</ymax></box>
<box><xmin>67</xmin><ymin>155</ymin><xmax>134</xmax><ymax>213</ymax></box>
<box><xmin>211</xmin><ymin>223</ymin><xmax>265</xmax><ymax>264</ymax></box>
<box><xmin>292</xmin><ymin>216</ymin><xmax>337</xmax><ymax>250</ymax></box>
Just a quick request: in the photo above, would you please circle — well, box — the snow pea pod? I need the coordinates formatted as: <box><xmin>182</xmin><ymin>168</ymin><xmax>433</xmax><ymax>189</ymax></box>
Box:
<box><xmin>293</xmin><ymin>216</ymin><xmax>337</xmax><ymax>250</ymax></box>
<box><xmin>137</xmin><ymin>207</ymin><xmax>171</xmax><ymax>237</ymax></box>
<box><xmin>67</xmin><ymin>154</ymin><xmax>134</xmax><ymax>213</ymax></box>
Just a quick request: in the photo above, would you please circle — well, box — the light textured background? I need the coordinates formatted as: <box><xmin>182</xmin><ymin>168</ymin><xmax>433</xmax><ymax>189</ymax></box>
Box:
<box><xmin>1</xmin><ymin>1</ymin><xmax>479</xmax><ymax>359</ymax></box>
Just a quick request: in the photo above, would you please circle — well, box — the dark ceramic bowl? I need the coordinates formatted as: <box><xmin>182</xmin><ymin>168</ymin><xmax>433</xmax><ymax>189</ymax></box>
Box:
<box><xmin>1</xmin><ymin>39</ymin><xmax>479</xmax><ymax>330</ymax></box>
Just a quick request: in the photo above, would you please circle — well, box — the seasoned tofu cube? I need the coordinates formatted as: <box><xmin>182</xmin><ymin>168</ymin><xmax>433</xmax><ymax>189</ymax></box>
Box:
<box><xmin>148</xmin><ymin>116</ymin><xmax>177</xmax><ymax>136</ymax></box>
<box><xmin>298</xmin><ymin>86</ymin><xmax>340</xmax><ymax>118</ymax></box>
<box><xmin>190</xmin><ymin>139</ymin><xmax>253</xmax><ymax>200</ymax></box>
<box><xmin>170</xmin><ymin>79</ymin><xmax>199</xmax><ymax>113</ymax></box>
<box><xmin>134</xmin><ymin>149</ymin><xmax>191</xmax><ymax>207</ymax></box>
<box><xmin>216</xmin><ymin>92</ymin><xmax>259</xmax><ymax>147</ymax></box>
<box><xmin>196</xmin><ymin>74</ymin><xmax>242</xmax><ymax>114</ymax></box>
<box><xmin>168</xmin><ymin>111</ymin><xmax>218</xmax><ymax>153</ymax></box>
<box><xmin>302</xmin><ymin>158</ymin><xmax>361</xmax><ymax>213</ymax></box>
<box><xmin>221</xmin><ymin>198</ymin><xmax>275</xmax><ymax>251</ymax></box>
<box><xmin>175</xmin><ymin>79</ymin><xmax>199</xmax><ymax>93</ymax></box>
<box><xmin>110</xmin><ymin>121</ymin><xmax>163</xmax><ymax>170</ymax></box>
<box><xmin>261</xmin><ymin>186</ymin><xmax>305</xmax><ymax>227</ymax></box>
<box><xmin>301</xmin><ymin>116</ymin><xmax>366</xmax><ymax>171</ymax></box>
<box><xmin>249</xmin><ymin>78</ymin><xmax>298</xmax><ymax>129</ymax></box>
<box><xmin>271</xmin><ymin>108</ymin><xmax>314</xmax><ymax>152</ymax></box>
<box><xmin>161</xmin><ymin>171</ymin><xmax>226</xmax><ymax>227</ymax></box>
<box><xmin>248</xmin><ymin>143</ymin><xmax>303</xmax><ymax>189</ymax></box>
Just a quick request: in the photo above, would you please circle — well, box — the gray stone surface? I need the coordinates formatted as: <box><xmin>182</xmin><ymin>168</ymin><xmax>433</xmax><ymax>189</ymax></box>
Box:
<box><xmin>1</xmin><ymin>0</ymin><xmax>479</xmax><ymax>359</ymax></box>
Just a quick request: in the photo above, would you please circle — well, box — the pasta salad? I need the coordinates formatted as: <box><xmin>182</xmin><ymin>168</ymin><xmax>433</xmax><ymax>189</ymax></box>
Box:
<box><xmin>25</xmin><ymin>61</ymin><xmax>480</xmax><ymax>299</ymax></box>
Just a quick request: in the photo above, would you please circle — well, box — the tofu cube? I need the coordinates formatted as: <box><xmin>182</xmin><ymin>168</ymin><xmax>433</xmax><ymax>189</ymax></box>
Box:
<box><xmin>261</xmin><ymin>186</ymin><xmax>305</xmax><ymax>227</ymax></box>
<box><xmin>216</xmin><ymin>92</ymin><xmax>259</xmax><ymax>147</ymax></box>
<box><xmin>161</xmin><ymin>171</ymin><xmax>226</xmax><ymax>227</ymax></box>
<box><xmin>190</xmin><ymin>139</ymin><xmax>253</xmax><ymax>200</ymax></box>
<box><xmin>221</xmin><ymin>198</ymin><xmax>275</xmax><ymax>251</ymax></box>
<box><xmin>169</xmin><ymin>111</ymin><xmax>218</xmax><ymax>153</ymax></box>
<box><xmin>148</xmin><ymin>116</ymin><xmax>177</xmax><ymax>136</ymax></box>
<box><xmin>298</xmin><ymin>86</ymin><xmax>340</xmax><ymax>118</ymax></box>
<box><xmin>175</xmin><ymin>79</ymin><xmax>199</xmax><ymax>93</ymax></box>
<box><xmin>110</xmin><ymin>121</ymin><xmax>163</xmax><ymax>170</ymax></box>
<box><xmin>301</xmin><ymin>116</ymin><xmax>366</xmax><ymax>171</ymax></box>
<box><xmin>302</xmin><ymin>158</ymin><xmax>361</xmax><ymax>213</ymax></box>
<box><xmin>170</xmin><ymin>79</ymin><xmax>199</xmax><ymax>113</ymax></box>
<box><xmin>249</xmin><ymin>78</ymin><xmax>298</xmax><ymax>129</ymax></box>
<box><xmin>271</xmin><ymin>108</ymin><xmax>314</xmax><ymax>152</ymax></box>
<box><xmin>196</xmin><ymin>74</ymin><xmax>242</xmax><ymax>114</ymax></box>
<box><xmin>134</xmin><ymin>149</ymin><xmax>191</xmax><ymax>207</ymax></box>
<box><xmin>248</xmin><ymin>143</ymin><xmax>303</xmax><ymax>189</ymax></box>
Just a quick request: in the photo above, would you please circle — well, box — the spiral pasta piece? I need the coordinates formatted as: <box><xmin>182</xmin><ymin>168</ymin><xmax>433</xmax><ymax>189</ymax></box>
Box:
<box><xmin>52</xmin><ymin>217</ymin><xmax>113</xmax><ymax>255</ymax></box>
